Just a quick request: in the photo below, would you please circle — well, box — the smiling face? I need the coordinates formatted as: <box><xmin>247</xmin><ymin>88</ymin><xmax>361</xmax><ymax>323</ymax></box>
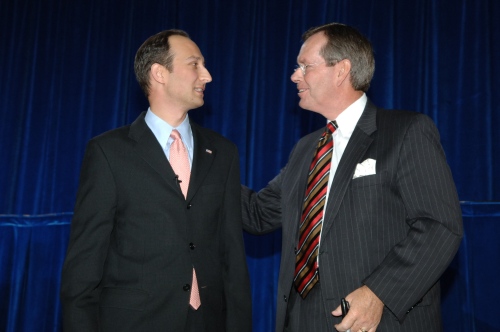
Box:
<box><xmin>163</xmin><ymin>35</ymin><xmax>212</xmax><ymax>113</ymax></box>
<box><xmin>290</xmin><ymin>32</ymin><xmax>343</xmax><ymax>118</ymax></box>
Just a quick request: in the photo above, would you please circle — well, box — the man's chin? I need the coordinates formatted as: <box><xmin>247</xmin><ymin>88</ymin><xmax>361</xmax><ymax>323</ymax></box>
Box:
<box><xmin>298</xmin><ymin>103</ymin><xmax>323</xmax><ymax>116</ymax></box>
<box><xmin>298</xmin><ymin>100</ymin><xmax>312</xmax><ymax>111</ymax></box>
<box><xmin>191</xmin><ymin>99</ymin><xmax>204</xmax><ymax>109</ymax></box>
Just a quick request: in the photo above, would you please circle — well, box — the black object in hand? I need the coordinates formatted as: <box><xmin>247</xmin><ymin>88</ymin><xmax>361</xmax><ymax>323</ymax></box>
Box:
<box><xmin>341</xmin><ymin>298</ymin><xmax>350</xmax><ymax>318</ymax></box>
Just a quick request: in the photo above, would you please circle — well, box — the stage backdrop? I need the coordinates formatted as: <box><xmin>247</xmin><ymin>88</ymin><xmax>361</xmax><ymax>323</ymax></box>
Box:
<box><xmin>1</xmin><ymin>0</ymin><xmax>499</xmax><ymax>331</ymax></box>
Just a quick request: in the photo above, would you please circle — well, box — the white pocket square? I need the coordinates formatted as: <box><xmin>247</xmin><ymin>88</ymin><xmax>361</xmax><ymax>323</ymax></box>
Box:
<box><xmin>353</xmin><ymin>158</ymin><xmax>376</xmax><ymax>179</ymax></box>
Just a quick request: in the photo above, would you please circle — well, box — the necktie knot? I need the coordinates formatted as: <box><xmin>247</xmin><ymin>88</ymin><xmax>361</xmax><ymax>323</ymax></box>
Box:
<box><xmin>318</xmin><ymin>121</ymin><xmax>337</xmax><ymax>147</ymax></box>
<box><xmin>169</xmin><ymin>129</ymin><xmax>190</xmax><ymax>198</ymax></box>
<box><xmin>170</xmin><ymin>129</ymin><xmax>181</xmax><ymax>141</ymax></box>
<box><xmin>326</xmin><ymin>120</ymin><xmax>338</xmax><ymax>135</ymax></box>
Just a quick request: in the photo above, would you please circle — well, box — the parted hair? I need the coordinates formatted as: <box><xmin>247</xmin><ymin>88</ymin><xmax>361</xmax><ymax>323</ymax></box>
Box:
<box><xmin>302</xmin><ymin>23</ymin><xmax>375</xmax><ymax>92</ymax></box>
<box><xmin>134</xmin><ymin>29</ymin><xmax>189</xmax><ymax>97</ymax></box>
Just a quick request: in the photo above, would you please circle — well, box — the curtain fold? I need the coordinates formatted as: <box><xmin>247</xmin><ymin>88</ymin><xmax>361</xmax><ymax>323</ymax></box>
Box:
<box><xmin>2</xmin><ymin>205</ymin><xmax>500</xmax><ymax>331</ymax></box>
<box><xmin>0</xmin><ymin>214</ymin><xmax>72</xmax><ymax>332</ymax></box>
<box><xmin>1</xmin><ymin>0</ymin><xmax>499</xmax><ymax>213</ymax></box>
<box><xmin>1</xmin><ymin>0</ymin><xmax>499</xmax><ymax>331</ymax></box>
<box><xmin>440</xmin><ymin>202</ymin><xmax>500</xmax><ymax>331</ymax></box>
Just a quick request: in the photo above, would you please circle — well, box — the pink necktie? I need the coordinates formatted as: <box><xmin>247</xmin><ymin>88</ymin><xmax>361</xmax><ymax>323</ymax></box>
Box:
<box><xmin>169</xmin><ymin>130</ymin><xmax>190</xmax><ymax>198</ymax></box>
<box><xmin>169</xmin><ymin>130</ymin><xmax>201</xmax><ymax>310</ymax></box>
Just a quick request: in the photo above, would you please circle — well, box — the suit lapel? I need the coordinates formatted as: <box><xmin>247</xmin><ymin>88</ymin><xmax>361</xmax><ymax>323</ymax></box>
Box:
<box><xmin>295</xmin><ymin>129</ymin><xmax>323</xmax><ymax>222</ymax></box>
<box><xmin>129</xmin><ymin>112</ymin><xmax>180</xmax><ymax>194</ymax></box>
<box><xmin>187</xmin><ymin>123</ymin><xmax>215</xmax><ymax>201</ymax></box>
<box><xmin>288</xmin><ymin>130</ymin><xmax>323</xmax><ymax>243</ymax></box>
<box><xmin>322</xmin><ymin>100</ymin><xmax>378</xmax><ymax>235</ymax></box>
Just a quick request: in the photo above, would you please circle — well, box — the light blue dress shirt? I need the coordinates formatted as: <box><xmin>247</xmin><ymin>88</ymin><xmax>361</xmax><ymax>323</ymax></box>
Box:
<box><xmin>144</xmin><ymin>108</ymin><xmax>194</xmax><ymax>167</ymax></box>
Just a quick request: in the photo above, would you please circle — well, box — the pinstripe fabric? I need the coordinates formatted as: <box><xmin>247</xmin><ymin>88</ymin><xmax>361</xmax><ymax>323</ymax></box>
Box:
<box><xmin>294</xmin><ymin>121</ymin><xmax>337</xmax><ymax>298</ymax></box>
<box><xmin>285</xmin><ymin>283</ymin><xmax>330</xmax><ymax>331</ymax></box>
<box><xmin>241</xmin><ymin>100</ymin><xmax>463</xmax><ymax>332</ymax></box>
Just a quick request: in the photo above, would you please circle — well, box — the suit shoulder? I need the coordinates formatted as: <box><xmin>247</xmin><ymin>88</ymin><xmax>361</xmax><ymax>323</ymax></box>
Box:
<box><xmin>295</xmin><ymin>127</ymin><xmax>324</xmax><ymax>147</ymax></box>
<box><xmin>376</xmin><ymin>108</ymin><xmax>433</xmax><ymax>121</ymax></box>
<box><xmin>375</xmin><ymin>108</ymin><xmax>441</xmax><ymax>149</ymax></box>
<box><xmin>87</xmin><ymin>124</ymin><xmax>132</xmax><ymax>148</ymax></box>
<box><xmin>376</xmin><ymin>108</ymin><xmax>436</xmax><ymax>130</ymax></box>
<box><xmin>91</xmin><ymin>124</ymin><xmax>131</xmax><ymax>140</ymax></box>
<box><xmin>192</xmin><ymin>123</ymin><xmax>238</xmax><ymax>150</ymax></box>
<box><xmin>280</xmin><ymin>127</ymin><xmax>324</xmax><ymax>162</ymax></box>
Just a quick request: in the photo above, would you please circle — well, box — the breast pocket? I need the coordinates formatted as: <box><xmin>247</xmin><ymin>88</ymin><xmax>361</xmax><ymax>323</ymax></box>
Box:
<box><xmin>350</xmin><ymin>171</ymin><xmax>388</xmax><ymax>189</ymax></box>
<box><xmin>345</xmin><ymin>171</ymin><xmax>393</xmax><ymax>229</ymax></box>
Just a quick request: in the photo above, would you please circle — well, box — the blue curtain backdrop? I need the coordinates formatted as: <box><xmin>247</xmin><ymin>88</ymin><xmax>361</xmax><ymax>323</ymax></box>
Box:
<box><xmin>1</xmin><ymin>0</ymin><xmax>499</xmax><ymax>331</ymax></box>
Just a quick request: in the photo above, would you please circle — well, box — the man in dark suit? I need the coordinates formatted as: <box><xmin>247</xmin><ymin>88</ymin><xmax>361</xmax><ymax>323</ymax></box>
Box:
<box><xmin>61</xmin><ymin>29</ymin><xmax>252</xmax><ymax>332</ymax></box>
<box><xmin>242</xmin><ymin>23</ymin><xmax>463</xmax><ymax>332</ymax></box>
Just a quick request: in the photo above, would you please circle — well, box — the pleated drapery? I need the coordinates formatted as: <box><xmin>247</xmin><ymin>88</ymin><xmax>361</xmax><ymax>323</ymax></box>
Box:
<box><xmin>1</xmin><ymin>0</ymin><xmax>499</xmax><ymax>331</ymax></box>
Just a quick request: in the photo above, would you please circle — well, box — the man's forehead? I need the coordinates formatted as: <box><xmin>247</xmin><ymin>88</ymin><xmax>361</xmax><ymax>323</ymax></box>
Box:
<box><xmin>169</xmin><ymin>37</ymin><xmax>204</xmax><ymax>60</ymax></box>
<box><xmin>297</xmin><ymin>47</ymin><xmax>318</xmax><ymax>63</ymax></box>
<box><xmin>297</xmin><ymin>34</ymin><xmax>325</xmax><ymax>62</ymax></box>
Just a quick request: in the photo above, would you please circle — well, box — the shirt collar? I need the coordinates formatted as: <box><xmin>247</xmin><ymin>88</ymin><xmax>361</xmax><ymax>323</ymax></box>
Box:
<box><xmin>330</xmin><ymin>93</ymin><xmax>367</xmax><ymax>139</ymax></box>
<box><xmin>144</xmin><ymin>108</ymin><xmax>193</xmax><ymax>150</ymax></box>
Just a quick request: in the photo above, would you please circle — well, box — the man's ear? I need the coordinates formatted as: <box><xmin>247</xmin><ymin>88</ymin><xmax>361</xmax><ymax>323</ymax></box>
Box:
<box><xmin>151</xmin><ymin>63</ymin><xmax>167</xmax><ymax>84</ymax></box>
<box><xmin>336</xmin><ymin>59</ymin><xmax>351</xmax><ymax>86</ymax></box>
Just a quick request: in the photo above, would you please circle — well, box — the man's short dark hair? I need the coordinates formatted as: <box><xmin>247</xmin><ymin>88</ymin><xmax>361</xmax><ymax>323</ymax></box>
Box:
<box><xmin>134</xmin><ymin>29</ymin><xmax>190</xmax><ymax>97</ymax></box>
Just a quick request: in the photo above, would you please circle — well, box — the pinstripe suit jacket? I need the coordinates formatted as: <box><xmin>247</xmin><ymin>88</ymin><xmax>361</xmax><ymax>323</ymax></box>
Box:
<box><xmin>242</xmin><ymin>100</ymin><xmax>463</xmax><ymax>331</ymax></box>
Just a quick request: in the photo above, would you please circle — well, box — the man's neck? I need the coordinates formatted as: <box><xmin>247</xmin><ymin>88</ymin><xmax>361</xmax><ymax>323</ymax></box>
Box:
<box><xmin>149</xmin><ymin>100</ymin><xmax>188</xmax><ymax>127</ymax></box>
<box><xmin>320</xmin><ymin>90</ymin><xmax>364</xmax><ymax>120</ymax></box>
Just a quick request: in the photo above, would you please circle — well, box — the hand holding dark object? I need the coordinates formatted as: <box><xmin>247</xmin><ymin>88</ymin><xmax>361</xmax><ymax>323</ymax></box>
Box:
<box><xmin>332</xmin><ymin>286</ymin><xmax>383</xmax><ymax>332</ymax></box>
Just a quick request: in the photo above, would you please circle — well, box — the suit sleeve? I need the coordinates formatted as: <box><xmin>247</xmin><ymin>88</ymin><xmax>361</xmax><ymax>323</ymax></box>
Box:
<box><xmin>60</xmin><ymin>139</ymin><xmax>116</xmax><ymax>331</ymax></box>
<box><xmin>222</xmin><ymin>146</ymin><xmax>253</xmax><ymax>331</ymax></box>
<box><xmin>241</xmin><ymin>168</ymin><xmax>285</xmax><ymax>235</ymax></box>
<box><xmin>363</xmin><ymin>114</ymin><xmax>463</xmax><ymax>321</ymax></box>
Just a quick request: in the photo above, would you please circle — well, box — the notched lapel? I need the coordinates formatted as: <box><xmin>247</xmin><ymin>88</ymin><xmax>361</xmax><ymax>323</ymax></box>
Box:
<box><xmin>296</xmin><ymin>130</ymin><xmax>323</xmax><ymax>212</ymax></box>
<box><xmin>129</xmin><ymin>112</ymin><xmax>180</xmax><ymax>193</ymax></box>
<box><xmin>322</xmin><ymin>102</ymin><xmax>377</xmax><ymax>235</ymax></box>
<box><xmin>290</xmin><ymin>131</ymin><xmax>322</xmax><ymax>241</ymax></box>
<box><xmin>187</xmin><ymin>124</ymin><xmax>215</xmax><ymax>201</ymax></box>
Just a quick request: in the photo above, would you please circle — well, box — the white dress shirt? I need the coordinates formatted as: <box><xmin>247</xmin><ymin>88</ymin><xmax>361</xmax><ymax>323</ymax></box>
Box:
<box><xmin>319</xmin><ymin>93</ymin><xmax>367</xmax><ymax>255</ymax></box>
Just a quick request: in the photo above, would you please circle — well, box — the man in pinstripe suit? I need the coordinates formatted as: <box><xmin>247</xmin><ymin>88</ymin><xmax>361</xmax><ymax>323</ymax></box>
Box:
<box><xmin>242</xmin><ymin>23</ymin><xmax>463</xmax><ymax>331</ymax></box>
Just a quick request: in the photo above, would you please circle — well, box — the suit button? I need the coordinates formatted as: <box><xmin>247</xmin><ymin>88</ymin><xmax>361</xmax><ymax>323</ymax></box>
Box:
<box><xmin>189</xmin><ymin>243</ymin><xmax>195</xmax><ymax>250</ymax></box>
<box><xmin>187</xmin><ymin>204</ymin><xmax>192</xmax><ymax>209</ymax></box>
<box><xmin>183</xmin><ymin>284</ymin><xmax>191</xmax><ymax>291</ymax></box>
<box><xmin>284</xmin><ymin>295</ymin><xmax>288</xmax><ymax>302</ymax></box>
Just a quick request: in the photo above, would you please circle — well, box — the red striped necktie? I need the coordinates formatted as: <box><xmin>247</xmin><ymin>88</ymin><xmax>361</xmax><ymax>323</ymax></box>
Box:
<box><xmin>294</xmin><ymin>121</ymin><xmax>337</xmax><ymax>299</ymax></box>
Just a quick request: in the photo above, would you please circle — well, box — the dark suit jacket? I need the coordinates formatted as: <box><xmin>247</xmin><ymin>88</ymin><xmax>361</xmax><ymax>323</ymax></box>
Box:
<box><xmin>61</xmin><ymin>112</ymin><xmax>252</xmax><ymax>332</ymax></box>
<box><xmin>242</xmin><ymin>100</ymin><xmax>463</xmax><ymax>331</ymax></box>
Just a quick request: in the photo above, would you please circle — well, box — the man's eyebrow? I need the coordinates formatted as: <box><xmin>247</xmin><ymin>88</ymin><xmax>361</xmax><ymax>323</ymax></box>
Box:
<box><xmin>186</xmin><ymin>56</ymin><xmax>202</xmax><ymax>61</ymax></box>
<box><xmin>297</xmin><ymin>56</ymin><xmax>307</xmax><ymax>64</ymax></box>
